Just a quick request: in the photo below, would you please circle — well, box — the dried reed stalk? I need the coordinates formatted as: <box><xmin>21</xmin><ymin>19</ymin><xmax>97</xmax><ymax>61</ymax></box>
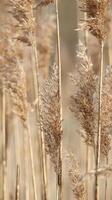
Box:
<box><xmin>30</xmin><ymin>2</ymin><xmax>55</xmax><ymax>199</ymax></box>
<box><xmin>15</xmin><ymin>165</ymin><xmax>20</xmax><ymax>200</ymax></box>
<box><xmin>25</xmin><ymin>123</ymin><xmax>38</xmax><ymax>200</ymax></box>
<box><xmin>2</xmin><ymin>88</ymin><xmax>6</xmax><ymax>200</ymax></box>
<box><xmin>8</xmin><ymin>1</ymin><xmax>55</xmax><ymax>199</ymax></box>
<box><xmin>5</xmin><ymin>1</ymin><xmax>38</xmax><ymax>199</ymax></box>
<box><xmin>23</xmin><ymin>126</ymin><xmax>29</xmax><ymax>200</ymax></box>
<box><xmin>55</xmin><ymin>0</ymin><xmax>63</xmax><ymax>199</ymax></box>
<box><xmin>84</xmin><ymin>11</ymin><xmax>89</xmax><ymax>200</ymax></box>
<box><xmin>30</xmin><ymin>31</ymin><xmax>48</xmax><ymax>200</ymax></box>
<box><xmin>95</xmin><ymin>41</ymin><xmax>104</xmax><ymax>200</ymax></box>
<box><xmin>79</xmin><ymin>1</ymin><xmax>111</xmax><ymax>199</ymax></box>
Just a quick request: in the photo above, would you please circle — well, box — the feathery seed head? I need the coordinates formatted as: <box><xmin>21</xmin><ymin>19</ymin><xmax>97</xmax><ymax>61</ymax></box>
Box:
<box><xmin>66</xmin><ymin>153</ymin><xmax>87</xmax><ymax>200</ymax></box>
<box><xmin>40</xmin><ymin>64</ymin><xmax>63</xmax><ymax>173</ymax></box>
<box><xmin>70</xmin><ymin>42</ymin><xmax>97</xmax><ymax>146</ymax></box>
<box><xmin>80</xmin><ymin>0</ymin><xmax>111</xmax><ymax>41</ymax></box>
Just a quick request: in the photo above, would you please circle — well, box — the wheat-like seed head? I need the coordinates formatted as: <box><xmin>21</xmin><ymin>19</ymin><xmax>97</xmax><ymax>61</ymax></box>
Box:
<box><xmin>65</xmin><ymin>152</ymin><xmax>87</xmax><ymax>200</ymax></box>
<box><xmin>70</xmin><ymin>42</ymin><xmax>97</xmax><ymax>146</ymax></box>
<box><xmin>80</xmin><ymin>0</ymin><xmax>111</xmax><ymax>41</ymax></box>
<box><xmin>0</xmin><ymin>34</ymin><xmax>28</xmax><ymax>121</ymax></box>
<box><xmin>8</xmin><ymin>0</ymin><xmax>35</xmax><ymax>46</ymax></box>
<box><xmin>40</xmin><ymin>64</ymin><xmax>62</xmax><ymax>174</ymax></box>
<box><xmin>101</xmin><ymin>65</ymin><xmax>112</xmax><ymax>156</ymax></box>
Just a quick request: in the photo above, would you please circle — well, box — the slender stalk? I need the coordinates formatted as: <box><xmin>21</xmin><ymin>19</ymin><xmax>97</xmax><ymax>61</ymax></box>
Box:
<box><xmin>104</xmin><ymin>42</ymin><xmax>110</xmax><ymax>200</ymax></box>
<box><xmin>2</xmin><ymin>88</ymin><xmax>6</xmax><ymax>200</ymax></box>
<box><xmin>31</xmin><ymin>37</ymin><xmax>48</xmax><ymax>200</ymax></box>
<box><xmin>104</xmin><ymin>157</ymin><xmax>108</xmax><ymax>200</ymax></box>
<box><xmin>15</xmin><ymin>165</ymin><xmax>20</xmax><ymax>200</ymax></box>
<box><xmin>24</xmin><ymin>128</ymin><xmax>29</xmax><ymax>200</ymax></box>
<box><xmin>95</xmin><ymin>41</ymin><xmax>104</xmax><ymax>200</ymax></box>
<box><xmin>25</xmin><ymin>123</ymin><xmax>38</xmax><ymax>200</ymax></box>
<box><xmin>55</xmin><ymin>0</ymin><xmax>63</xmax><ymax>200</ymax></box>
<box><xmin>30</xmin><ymin>6</ymin><xmax>48</xmax><ymax>200</ymax></box>
<box><xmin>84</xmin><ymin>11</ymin><xmax>89</xmax><ymax>200</ymax></box>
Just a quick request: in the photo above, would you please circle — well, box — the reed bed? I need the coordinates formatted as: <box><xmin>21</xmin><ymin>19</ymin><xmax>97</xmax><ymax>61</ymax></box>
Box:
<box><xmin>0</xmin><ymin>0</ymin><xmax>112</xmax><ymax>200</ymax></box>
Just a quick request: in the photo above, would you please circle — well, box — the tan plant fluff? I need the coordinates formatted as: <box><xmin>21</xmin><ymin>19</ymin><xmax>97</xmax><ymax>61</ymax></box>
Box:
<box><xmin>8</xmin><ymin>0</ymin><xmax>35</xmax><ymax>46</ymax></box>
<box><xmin>80</xmin><ymin>0</ymin><xmax>111</xmax><ymax>41</ymax></box>
<box><xmin>40</xmin><ymin>64</ymin><xmax>63</xmax><ymax>174</ymax></box>
<box><xmin>101</xmin><ymin>65</ymin><xmax>112</xmax><ymax>156</ymax></box>
<box><xmin>66</xmin><ymin>153</ymin><xmax>87</xmax><ymax>200</ymax></box>
<box><xmin>70</xmin><ymin>42</ymin><xmax>97</xmax><ymax>146</ymax></box>
<box><xmin>0</xmin><ymin>30</ymin><xmax>27</xmax><ymax>121</ymax></box>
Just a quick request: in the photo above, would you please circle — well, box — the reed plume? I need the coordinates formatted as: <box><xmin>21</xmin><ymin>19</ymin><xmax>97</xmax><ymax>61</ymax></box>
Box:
<box><xmin>8</xmin><ymin>1</ymin><xmax>56</xmax><ymax>199</ymax></box>
<box><xmin>0</xmin><ymin>33</ymin><xmax>28</xmax><ymax>122</ymax></box>
<box><xmin>40</xmin><ymin>63</ymin><xmax>63</xmax><ymax>174</ymax></box>
<box><xmin>101</xmin><ymin>65</ymin><xmax>112</xmax><ymax>157</ymax></box>
<box><xmin>80</xmin><ymin>1</ymin><xmax>111</xmax><ymax>199</ymax></box>
<box><xmin>70</xmin><ymin>42</ymin><xmax>97</xmax><ymax>147</ymax></box>
<box><xmin>6</xmin><ymin>1</ymin><xmax>38</xmax><ymax>199</ymax></box>
<box><xmin>66</xmin><ymin>152</ymin><xmax>87</xmax><ymax>200</ymax></box>
<box><xmin>80</xmin><ymin>0</ymin><xmax>111</xmax><ymax>42</ymax></box>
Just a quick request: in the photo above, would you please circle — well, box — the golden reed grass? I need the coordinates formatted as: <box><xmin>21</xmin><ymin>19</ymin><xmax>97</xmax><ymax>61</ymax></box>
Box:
<box><xmin>0</xmin><ymin>0</ymin><xmax>112</xmax><ymax>200</ymax></box>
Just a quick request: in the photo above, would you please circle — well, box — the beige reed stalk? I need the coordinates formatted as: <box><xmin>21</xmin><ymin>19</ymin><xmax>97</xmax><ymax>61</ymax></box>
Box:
<box><xmin>15</xmin><ymin>165</ymin><xmax>20</xmax><ymax>200</ymax></box>
<box><xmin>13</xmin><ymin>45</ymin><xmax>37</xmax><ymax>200</ymax></box>
<box><xmin>30</xmin><ymin>5</ymin><xmax>48</xmax><ymax>200</ymax></box>
<box><xmin>84</xmin><ymin>11</ymin><xmax>89</xmax><ymax>200</ymax></box>
<box><xmin>104</xmin><ymin>39</ymin><xmax>111</xmax><ymax>200</ymax></box>
<box><xmin>95</xmin><ymin>41</ymin><xmax>104</xmax><ymax>200</ymax></box>
<box><xmin>2</xmin><ymin>88</ymin><xmax>6</xmax><ymax>200</ymax></box>
<box><xmin>26</xmin><ymin>123</ymin><xmax>38</xmax><ymax>200</ymax></box>
<box><xmin>24</xmin><ymin>127</ymin><xmax>29</xmax><ymax>200</ymax></box>
<box><xmin>31</xmin><ymin>38</ymin><xmax>48</xmax><ymax>200</ymax></box>
<box><xmin>55</xmin><ymin>0</ymin><xmax>63</xmax><ymax>200</ymax></box>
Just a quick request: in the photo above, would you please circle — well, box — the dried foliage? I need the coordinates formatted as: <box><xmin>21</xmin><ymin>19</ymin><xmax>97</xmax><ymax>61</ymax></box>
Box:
<box><xmin>70</xmin><ymin>42</ymin><xmax>97</xmax><ymax>146</ymax></box>
<box><xmin>80</xmin><ymin>0</ymin><xmax>111</xmax><ymax>41</ymax></box>
<box><xmin>0</xmin><ymin>30</ymin><xmax>28</xmax><ymax>121</ymax></box>
<box><xmin>40</xmin><ymin>64</ymin><xmax>63</xmax><ymax>174</ymax></box>
<box><xmin>66</xmin><ymin>153</ymin><xmax>87</xmax><ymax>200</ymax></box>
<box><xmin>8</xmin><ymin>0</ymin><xmax>35</xmax><ymax>46</ymax></box>
<box><xmin>101</xmin><ymin>65</ymin><xmax>112</xmax><ymax>156</ymax></box>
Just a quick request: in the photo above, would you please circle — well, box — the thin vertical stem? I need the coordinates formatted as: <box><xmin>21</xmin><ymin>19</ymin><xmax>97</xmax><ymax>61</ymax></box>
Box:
<box><xmin>95</xmin><ymin>41</ymin><xmax>104</xmax><ymax>200</ymax></box>
<box><xmin>55</xmin><ymin>0</ymin><xmax>63</xmax><ymax>200</ymax></box>
<box><xmin>104</xmin><ymin>157</ymin><xmax>108</xmax><ymax>200</ymax></box>
<box><xmin>31</xmin><ymin>37</ymin><xmax>48</xmax><ymax>200</ymax></box>
<box><xmin>26</xmin><ymin>123</ymin><xmax>38</xmax><ymax>200</ymax></box>
<box><xmin>2</xmin><ymin>88</ymin><xmax>6</xmax><ymax>200</ymax></box>
<box><xmin>15</xmin><ymin>165</ymin><xmax>20</xmax><ymax>200</ymax></box>
<box><xmin>24</xmin><ymin>128</ymin><xmax>29</xmax><ymax>200</ymax></box>
<box><xmin>30</xmin><ymin>6</ymin><xmax>48</xmax><ymax>200</ymax></box>
<box><xmin>104</xmin><ymin>42</ymin><xmax>110</xmax><ymax>200</ymax></box>
<box><xmin>84</xmin><ymin>11</ymin><xmax>89</xmax><ymax>200</ymax></box>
